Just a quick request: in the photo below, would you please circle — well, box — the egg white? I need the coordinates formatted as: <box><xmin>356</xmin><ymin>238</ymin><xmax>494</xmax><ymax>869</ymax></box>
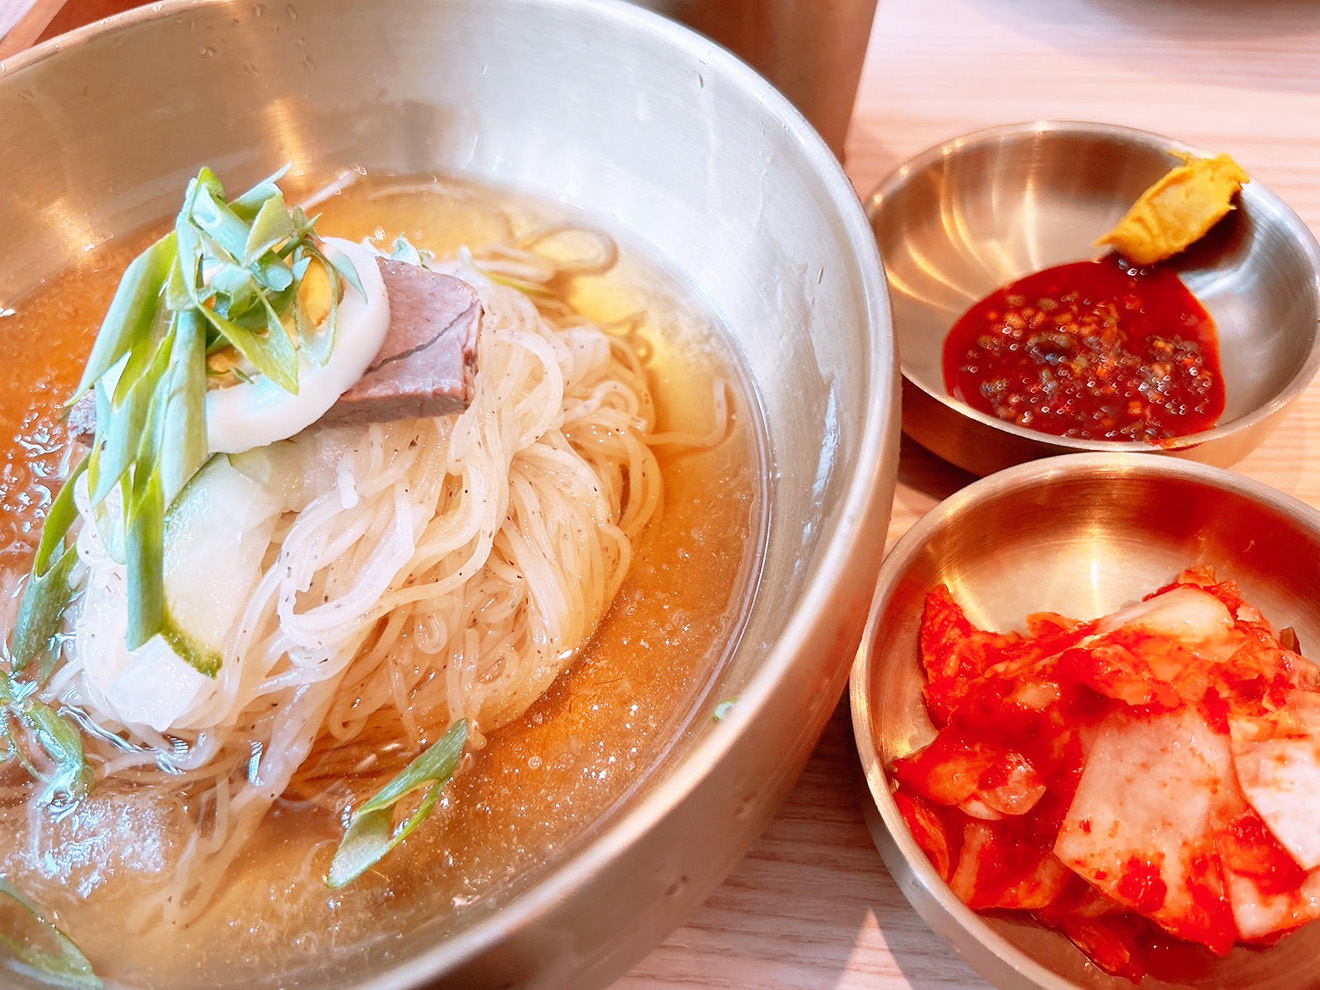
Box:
<box><xmin>205</xmin><ymin>237</ymin><xmax>389</xmax><ymax>454</ymax></box>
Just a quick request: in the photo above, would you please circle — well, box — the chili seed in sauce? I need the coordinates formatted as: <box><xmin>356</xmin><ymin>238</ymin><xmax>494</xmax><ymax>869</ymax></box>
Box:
<box><xmin>942</xmin><ymin>256</ymin><xmax>1225</xmax><ymax>443</ymax></box>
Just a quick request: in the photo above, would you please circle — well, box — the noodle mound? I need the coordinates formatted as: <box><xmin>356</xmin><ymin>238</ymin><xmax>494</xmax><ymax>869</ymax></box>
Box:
<box><xmin>33</xmin><ymin>241</ymin><xmax>686</xmax><ymax>924</ymax></box>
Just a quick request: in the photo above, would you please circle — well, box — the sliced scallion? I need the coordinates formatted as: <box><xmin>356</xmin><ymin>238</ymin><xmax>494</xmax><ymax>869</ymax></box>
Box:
<box><xmin>23</xmin><ymin>165</ymin><xmax>359</xmax><ymax>668</ymax></box>
<box><xmin>10</xmin><ymin>458</ymin><xmax>88</xmax><ymax>679</ymax></box>
<box><xmin>328</xmin><ymin>719</ymin><xmax>469</xmax><ymax>889</ymax></box>
<box><xmin>1</xmin><ymin>166</ymin><xmax>361</xmax><ymax>803</ymax></box>
<box><xmin>0</xmin><ymin>879</ymin><xmax>102</xmax><ymax>989</ymax></box>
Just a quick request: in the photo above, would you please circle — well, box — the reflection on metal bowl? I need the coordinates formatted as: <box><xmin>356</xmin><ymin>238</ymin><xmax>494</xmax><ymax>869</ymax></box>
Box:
<box><xmin>852</xmin><ymin>453</ymin><xmax>1320</xmax><ymax>990</ymax></box>
<box><xmin>867</xmin><ymin>121</ymin><xmax>1320</xmax><ymax>477</ymax></box>
<box><xmin>0</xmin><ymin>1</ymin><xmax>899</xmax><ymax>987</ymax></box>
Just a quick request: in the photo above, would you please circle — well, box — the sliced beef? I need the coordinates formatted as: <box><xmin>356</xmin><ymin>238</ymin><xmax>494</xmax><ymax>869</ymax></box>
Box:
<box><xmin>320</xmin><ymin>259</ymin><xmax>480</xmax><ymax>425</ymax></box>
<box><xmin>66</xmin><ymin>257</ymin><xmax>481</xmax><ymax>440</ymax></box>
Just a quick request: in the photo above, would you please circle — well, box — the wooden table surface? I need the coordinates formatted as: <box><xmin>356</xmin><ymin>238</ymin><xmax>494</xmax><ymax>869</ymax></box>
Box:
<box><xmin>6</xmin><ymin>0</ymin><xmax>1320</xmax><ymax>987</ymax></box>
<box><xmin>623</xmin><ymin>1</ymin><xmax>1320</xmax><ymax>988</ymax></box>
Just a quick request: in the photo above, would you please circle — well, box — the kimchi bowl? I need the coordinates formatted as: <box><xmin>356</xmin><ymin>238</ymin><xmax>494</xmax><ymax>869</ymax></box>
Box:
<box><xmin>851</xmin><ymin>453</ymin><xmax>1320</xmax><ymax>989</ymax></box>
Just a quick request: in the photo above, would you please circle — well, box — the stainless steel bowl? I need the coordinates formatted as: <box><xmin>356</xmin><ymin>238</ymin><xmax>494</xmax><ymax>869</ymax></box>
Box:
<box><xmin>851</xmin><ymin>453</ymin><xmax>1320</xmax><ymax>990</ymax></box>
<box><xmin>866</xmin><ymin>121</ymin><xmax>1320</xmax><ymax>477</ymax></box>
<box><xmin>0</xmin><ymin>2</ymin><xmax>899</xmax><ymax>988</ymax></box>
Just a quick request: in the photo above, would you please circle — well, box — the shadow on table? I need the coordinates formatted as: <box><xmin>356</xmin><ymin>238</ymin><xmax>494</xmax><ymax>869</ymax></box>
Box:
<box><xmin>896</xmin><ymin>435</ymin><xmax>977</xmax><ymax>501</ymax></box>
<box><xmin>616</xmin><ymin>699</ymin><xmax>987</xmax><ymax>989</ymax></box>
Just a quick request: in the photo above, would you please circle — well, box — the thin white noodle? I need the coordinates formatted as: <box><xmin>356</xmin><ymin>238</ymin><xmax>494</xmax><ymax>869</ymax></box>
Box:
<box><xmin>647</xmin><ymin>378</ymin><xmax>731</xmax><ymax>448</ymax></box>
<box><xmin>17</xmin><ymin>236</ymin><xmax>694</xmax><ymax>927</ymax></box>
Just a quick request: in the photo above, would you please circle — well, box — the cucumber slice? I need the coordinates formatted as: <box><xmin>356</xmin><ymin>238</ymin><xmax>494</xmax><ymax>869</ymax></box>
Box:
<box><xmin>158</xmin><ymin>454</ymin><xmax>283</xmax><ymax>675</ymax></box>
<box><xmin>228</xmin><ymin>433</ymin><xmax>348</xmax><ymax>511</ymax></box>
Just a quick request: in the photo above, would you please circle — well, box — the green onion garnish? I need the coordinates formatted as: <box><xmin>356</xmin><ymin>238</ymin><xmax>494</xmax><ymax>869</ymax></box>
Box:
<box><xmin>328</xmin><ymin>719</ymin><xmax>469</xmax><ymax>888</ymax></box>
<box><xmin>2</xmin><ymin>452</ymin><xmax>92</xmax><ymax>807</ymax></box>
<box><xmin>387</xmin><ymin>234</ymin><xmax>432</xmax><ymax>267</ymax></box>
<box><xmin>0</xmin><ymin>680</ymin><xmax>93</xmax><ymax>807</ymax></box>
<box><xmin>1</xmin><ymin>166</ymin><xmax>361</xmax><ymax>802</ymax></box>
<box><xmin>13</xmin><ymin>165</ymin><xmax>360</xmax><ymax>676</ymax></box>
<box><xmin>0</xmin><ymin>878</ymin><xmax>102</xmax><ymax>988</ymax></box>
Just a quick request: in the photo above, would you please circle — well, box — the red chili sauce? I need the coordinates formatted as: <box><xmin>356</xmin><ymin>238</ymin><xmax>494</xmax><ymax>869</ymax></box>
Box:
<box><xmin>942</xmin><ymin>256</ymin><xmax>1225</xmax><ymax>443</ymax></box>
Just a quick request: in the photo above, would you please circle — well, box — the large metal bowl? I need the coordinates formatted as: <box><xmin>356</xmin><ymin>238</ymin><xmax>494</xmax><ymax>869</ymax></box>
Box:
<box><xmin>0</xmin><ymin>2</ymin><xmax>898</xmax><ymax>988</ymax></box>
<box><xmin>867</xmin><ymin>121</ymin><xmax>1320</xmax><ymax>477</ymax></box>
<box><xmin>852</xmin><ymin>453</ymin><xmax>1320</xmax><ymax>989</ymax></box>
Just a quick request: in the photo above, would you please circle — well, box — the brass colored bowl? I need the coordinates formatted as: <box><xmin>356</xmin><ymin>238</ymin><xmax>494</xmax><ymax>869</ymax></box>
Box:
<box><xmin>0</xmin><ymin>1</ymin><xmax>899</xmax><ymax>987</ymax></box>
<box><xmin>852</xmin><ymin>453</ymin><xmax>1320</xmax><ymax>989</ymax></box>
<box><xmin>867</xmin><ymin>121</ymin><xmax>1320</xmax><ymax>476</ymax></box>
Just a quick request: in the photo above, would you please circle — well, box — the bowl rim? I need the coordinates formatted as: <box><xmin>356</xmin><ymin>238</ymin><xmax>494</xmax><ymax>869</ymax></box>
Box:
<box><xmin>4</xmin><ymin>0</ymin><xmax>901</xmax><ymax>986</ymax></box>
<box><xmin>863</xmin><ymin>118</ymin><xmax>1320</xmax><ymax>458</ymax></box>
<box><xmin>849</xmin><ymin>451</ymin><xmax>1320</xmax><ymax>990</ymax></box>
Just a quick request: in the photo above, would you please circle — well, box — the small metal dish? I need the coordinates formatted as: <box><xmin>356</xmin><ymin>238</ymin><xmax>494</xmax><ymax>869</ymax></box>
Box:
<box><xmin>867</xmin><ymin>121</ymin><xmax>1320</xmax><ymax>476</ymax></box>
<box><xmin>851</xmin><ymin>452</ymin><xmax>1320</xmax><ymax>989</ymax></box>
<box><xmin>0</xmin><ymin>1</ymin><xmax>899</xmax><ymax>988</ymax></box>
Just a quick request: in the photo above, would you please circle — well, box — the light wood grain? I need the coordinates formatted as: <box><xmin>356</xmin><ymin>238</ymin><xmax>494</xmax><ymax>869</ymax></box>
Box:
<box><xmin>622</xmin><ymin>1</ymin><xmax>1320</xmax><ymax>988</ymax></box>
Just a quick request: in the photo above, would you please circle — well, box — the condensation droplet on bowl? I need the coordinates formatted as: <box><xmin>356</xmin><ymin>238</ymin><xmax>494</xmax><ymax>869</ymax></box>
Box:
<box><xmin>200</xmin><ymin>45</ymin><xmax>217</xmax><ymax>57</ymax></box>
